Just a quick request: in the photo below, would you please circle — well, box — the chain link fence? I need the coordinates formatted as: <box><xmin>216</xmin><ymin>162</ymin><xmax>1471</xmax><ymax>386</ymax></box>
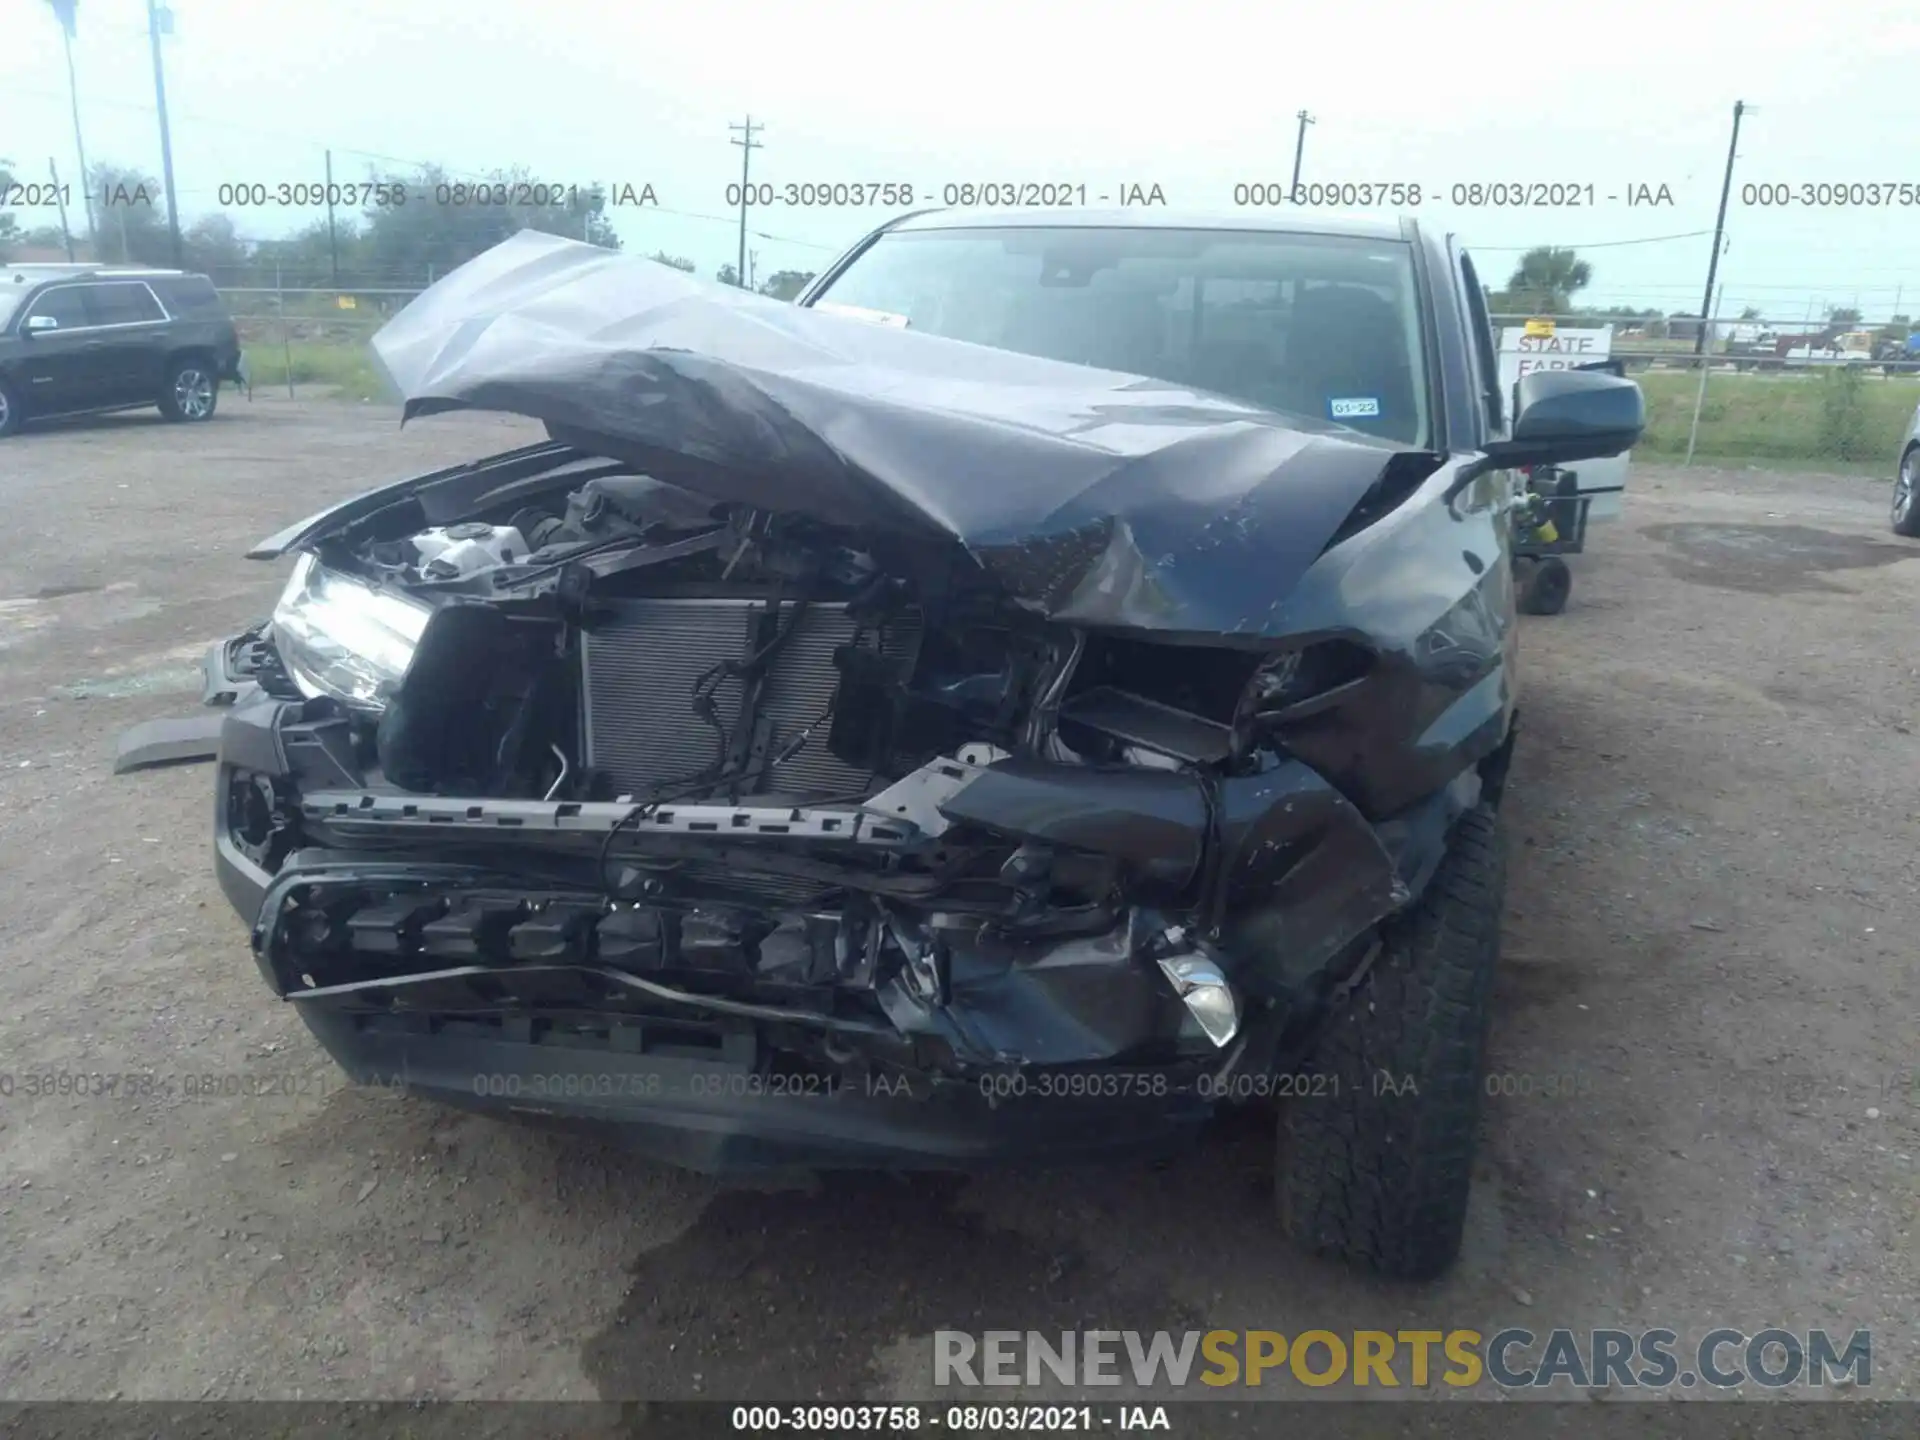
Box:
<box><xmin>220</xmin><ymin>282</ymin><xmax>421</xmax><ymax>399</ymax></box>
<box><xmin>1490</xmin><ymin>314</ymin><xmax>1920</xmax><ymax>376</ymax></box>
<box><xmin>215</xmin><ymin>280</ymin><xmax>1918</xmax><ymax>465</ymax></box>
<box><xmin>1488</xmin><ymin>313</ymin><xmax>1919</xmax><ymax>465</ymax></box>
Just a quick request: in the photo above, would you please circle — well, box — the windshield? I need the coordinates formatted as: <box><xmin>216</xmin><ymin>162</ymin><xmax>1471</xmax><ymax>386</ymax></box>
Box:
<box><xmin>0</xmin><ymin>287</ymin><xmax>28</xmax><ymax>330</ymax></box>
<box><xmin>810</xmin><ymin>225</ymin><xmax>1432</xmax><ymax>446</ymax></box>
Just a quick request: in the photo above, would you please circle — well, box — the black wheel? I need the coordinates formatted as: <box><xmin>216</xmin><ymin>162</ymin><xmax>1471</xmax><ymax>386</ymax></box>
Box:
<box><xmin>1278</xmin><ymin>804</ymin><xmax>1505</xmax><ymax>1281</ymax></box>
<box><xmin>0</xmin><ymin>377</ymin><xmax>20</xmax><ymax>438</ymax></box>
<box><xmin>1518</xmin><ymin>556</ymin><xmax>1571</xmax><ymax>616</ymax></box>
<box><xmin>1893</xmin><ymin>448</ymin><xmax>1920</xmax><ymax>538</ymax></box>
<box><xmin>159</xmin><ymin>357</ymin><xmax>219</xmax><ymax>423</ymax></box>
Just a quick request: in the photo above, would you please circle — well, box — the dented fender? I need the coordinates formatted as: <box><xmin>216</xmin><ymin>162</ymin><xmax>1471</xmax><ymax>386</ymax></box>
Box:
<box><xmin>923</xmin><ymin>750</ymin><xmax>1423</xmax><ymax>1005</ymax></box>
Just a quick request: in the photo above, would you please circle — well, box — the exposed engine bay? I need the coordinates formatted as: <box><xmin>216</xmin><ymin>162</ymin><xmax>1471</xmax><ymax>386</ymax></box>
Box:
<box><xmin>127</xmin><ymin>224</ymin><xmax>1543</xmax><ymax>1158</ymax></box>
<box><xmin>341</xmin><ymin>469</ymin><xmax>1305</xmax><ymax>806</ymax></box>
<box><xmin>212</xmin><ymin>434</ymin><xmax>1502</xmax><ymax>1098</ymax></box>
<box><xmin>101</xmin><ymin>219</ymin><xmax>1657</xmax><ymax>1272</ymax></box>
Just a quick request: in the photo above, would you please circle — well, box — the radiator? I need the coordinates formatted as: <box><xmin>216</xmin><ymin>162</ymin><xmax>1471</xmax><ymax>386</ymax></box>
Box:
<box><xmin>579</xmin><ymin>598</ymin><xmax>921</xmax><ymax>802</ymax></box>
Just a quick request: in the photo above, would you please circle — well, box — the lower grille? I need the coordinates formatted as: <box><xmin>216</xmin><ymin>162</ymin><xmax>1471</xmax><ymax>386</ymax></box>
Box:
<box><xmin>672</xmin><ymin>861</ymin><xmax>838</xmax><ymax>907</ymax></box>
<box><xmin>580</xmin><ymin>598</ymin><xmax>921</xmax><ymax>801</ymax></box>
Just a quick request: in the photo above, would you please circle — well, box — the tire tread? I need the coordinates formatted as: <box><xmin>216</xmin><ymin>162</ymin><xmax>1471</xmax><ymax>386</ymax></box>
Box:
<box><xmin>1278</xmin><ymin>804</ymin><xmax>1505</xmax><ymax>1281</ymax></box>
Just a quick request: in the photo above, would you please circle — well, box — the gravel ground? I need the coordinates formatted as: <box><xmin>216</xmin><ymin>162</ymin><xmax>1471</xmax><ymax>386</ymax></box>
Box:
<box><xmin>1</xmin><ymin>397</ymin><xmax>1916</xmax><ymax>1406</ymax></box>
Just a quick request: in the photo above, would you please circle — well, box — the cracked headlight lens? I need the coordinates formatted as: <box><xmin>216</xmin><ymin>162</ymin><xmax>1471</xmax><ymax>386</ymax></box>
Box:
<box><xmin>270</xmin><ymin>553</ymin><xmax>430</xmax><ymax>713</ymax></box>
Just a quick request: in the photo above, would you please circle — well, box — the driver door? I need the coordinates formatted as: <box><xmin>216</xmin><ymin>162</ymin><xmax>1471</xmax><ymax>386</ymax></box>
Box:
<box><xmin>14</xmin><ymin>285</ymin><xmax>104</xmax><ymax>416</ymax></box>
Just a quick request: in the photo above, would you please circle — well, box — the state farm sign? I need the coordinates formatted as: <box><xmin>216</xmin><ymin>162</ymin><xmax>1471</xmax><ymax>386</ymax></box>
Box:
<box><xmin>1494</xmin><ymin>322</ymin><xmax>1629</xmax><ymax>524</ymax></box>
<box><xmin>1497</xmin><ymin>324</ymin><xmax>1614</xmax><ymax>391</ymax></box>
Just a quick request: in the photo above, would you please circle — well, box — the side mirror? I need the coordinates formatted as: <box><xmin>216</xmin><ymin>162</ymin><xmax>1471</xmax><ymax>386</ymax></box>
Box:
<box><xmin>1483</xmin><ymin>368</ymin><xmax>1644</xmax><ymax>468</ymax></box>
<box><xmin>23</xmin><ymin>314</ymin><xmax>59</xmax><ymax>335</ymax></box>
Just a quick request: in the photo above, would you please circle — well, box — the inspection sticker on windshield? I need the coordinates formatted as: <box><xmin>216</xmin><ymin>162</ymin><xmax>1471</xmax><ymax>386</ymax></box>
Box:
<box><xmin>1329</xmin><ymin>397</ymin><xmax>1380</xmax><ymax>419</ymax></box>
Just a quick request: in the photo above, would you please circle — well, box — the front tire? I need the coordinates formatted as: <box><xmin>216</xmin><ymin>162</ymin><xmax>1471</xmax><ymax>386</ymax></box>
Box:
<box><xmin>0</xmin><ymin>377</ymin><xmax>21</xmax><ymax>438</ymax></box>
<box><xmin>159</xmin><ymin>357</ymin><xmax>219</xmax><ymax>423</ymax></box>
<box><xmin>1893</xmin><ymin>448</ymin><xmax>1920</xmax><ymax>537</ymax></box>
<box><xmin>1518</xmin><ymin>556</ymin><xmax>1572</xmax><ymax>615</ymax></box>
<box><xmin>1278</xmin><ymin>804</ymin><xmax>1505</xmax><ymax>1281</ymax></box>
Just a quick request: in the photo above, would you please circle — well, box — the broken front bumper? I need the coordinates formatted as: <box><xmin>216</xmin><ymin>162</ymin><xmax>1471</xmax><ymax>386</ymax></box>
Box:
<box><xmin>113</xmin><ymin>634</ymin><xmax>263</xmax><ymax>775</ymax></box>
<box><xmin>296</xmin><ymin>1005</ymin><xmax>1215</xmax><ymax>1171</ymax></box>
<box><xmin>179</xmin><ymin>666</ymin><xmax>1479</xmax><ymax>1170</ymax></box>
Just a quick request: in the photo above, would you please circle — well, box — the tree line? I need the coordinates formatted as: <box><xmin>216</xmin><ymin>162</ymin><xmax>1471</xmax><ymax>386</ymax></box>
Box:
<box><xmin>0</xmin><ymin>167</ymin><xmax>1893</xmax><ymax>328</ymax></box>
<box><xmin>0</xmin><ymin>157</ymin><xmax>815</xmax><ymax>298</ymax></box>
<box><xmin>1486</xmin><ymin>245</ymin><xmax>1905</xmax><ymax>339</ymax></box>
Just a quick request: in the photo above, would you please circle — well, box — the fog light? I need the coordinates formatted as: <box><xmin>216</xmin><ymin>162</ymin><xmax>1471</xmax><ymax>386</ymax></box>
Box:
<box><xmin>1157</xmin><ymin>945</ymin><xmax>1240</xmax><ymax>1048</ymax></box>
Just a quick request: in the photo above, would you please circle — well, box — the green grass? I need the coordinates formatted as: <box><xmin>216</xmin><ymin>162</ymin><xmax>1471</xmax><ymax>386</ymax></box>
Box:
<box><xmin>241</xmin><ymin>340</ymin><xmax>390</xmax><ymax>402</ymax></box>
<box><xmin>223</xmin><ymin>334</ymin><xmax>1918</xmax><ymax>469</ymax></box>
<box><xmin>1635</xmin><ymin>369</ymin><xmax>1917</xmax><ymax>465</ymax></box>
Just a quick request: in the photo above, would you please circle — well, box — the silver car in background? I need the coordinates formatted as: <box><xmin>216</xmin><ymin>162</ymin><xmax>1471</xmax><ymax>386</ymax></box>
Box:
<box><xmin>1893</xmin><ymin>402</ymin><xmax>1920</xmax><ymax>537</ymax></box>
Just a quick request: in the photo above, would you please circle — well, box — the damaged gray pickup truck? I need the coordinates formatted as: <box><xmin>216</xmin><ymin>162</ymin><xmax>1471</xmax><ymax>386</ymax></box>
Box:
<box><xmin>120</xmin><ymin>213</ymin><xmax>1642</xmax><ymax>1280</ymax></box>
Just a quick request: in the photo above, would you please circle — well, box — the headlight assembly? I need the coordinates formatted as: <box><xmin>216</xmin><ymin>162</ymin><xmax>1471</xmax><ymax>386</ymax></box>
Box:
<box><xmin>270</xmin><ymin>553</ymin><xmax>431</xmax><ymax>713</ymax></box>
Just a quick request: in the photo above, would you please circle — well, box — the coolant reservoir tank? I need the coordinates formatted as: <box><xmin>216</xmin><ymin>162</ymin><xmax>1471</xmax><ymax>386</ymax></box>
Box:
<box><xmin>411</xmin><ymin>523</ymin><xmax>531</xmax><ymax>579</ymax></box>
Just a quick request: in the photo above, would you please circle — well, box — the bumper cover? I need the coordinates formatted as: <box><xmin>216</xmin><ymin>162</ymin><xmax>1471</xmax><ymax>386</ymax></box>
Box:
<box><xmin>112</xmin><ymin>637</ymin><xmax>264</xmax><ymax>774</ymax></box>
<box><xmin>299</xmin><ymin>1007</ymin><xmax>1212</xmax><ymax>1172</ymax></box>
<box><xmin>168</xmin><ymin>665</ymin><xmax>1485</xmax><ymax>1171</ymax></box>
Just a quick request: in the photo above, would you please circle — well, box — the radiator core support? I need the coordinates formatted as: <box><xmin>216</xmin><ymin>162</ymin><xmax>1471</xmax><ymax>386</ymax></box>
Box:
<box><xmin>579</xmin><ymin>598</ymin><xmax>922</xmax><ymax>802</ymax></box>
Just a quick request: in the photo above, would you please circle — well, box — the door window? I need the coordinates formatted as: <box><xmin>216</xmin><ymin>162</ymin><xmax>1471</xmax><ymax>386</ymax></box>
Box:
<box><xmin>22</xmin><ymin>286</ymin><xmax>91</xmax><ymax>330</ymax></box>
<box><xmin>84</xmin><ymin>283</ymin><xmax>167</xmax><ymax>326</ymax></box>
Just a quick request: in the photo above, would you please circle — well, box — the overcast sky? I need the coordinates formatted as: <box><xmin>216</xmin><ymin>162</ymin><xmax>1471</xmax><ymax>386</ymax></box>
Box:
<box><xmin>5</xmin><ymin>0</ymin><xmax>1917</xmax><ymax>319</ymax></box>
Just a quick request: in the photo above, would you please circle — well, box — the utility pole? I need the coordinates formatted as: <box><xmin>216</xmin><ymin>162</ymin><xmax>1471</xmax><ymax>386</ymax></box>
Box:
<box><xmin>1695</xmin><ymin>99</ymin><xmax>1745</xmax><ymax>356</ymax></box>
<box><xmin>324</xmin><ymin>149</ymin><xmax>340</xmax><ymax>285</ymax></box>
<box><xmin>749</xmin><ymin>248</ymin><xmax>760</xmax><ymax>291</ymax></box>
<box><xmin>48</xmin><ymin>1</ymin><xmax>97</xmax><ymax>255</ymax></box>
<box><xmin>1290</xmin><ymin>110</ymin><xmax>1315</xmax><ymax>202</ymax></box>
<box><xmin>146</xmin><ymin>0</ymin><xmax>183</xmax><ymax>268</ymax></box>
<box><xmin>1685</xmin><ymin>282</ymin><xmax>1724</xmax><ymax>467</ymax></box>
<box><xmin>48</xmin><ymin>158</ymin><xmax>76</xmax><ymax>261</ymax></box>
<box><xmin>730</xmin><ymin>115</ymin><xmax>763</xmax><ymax>286</ymax></box>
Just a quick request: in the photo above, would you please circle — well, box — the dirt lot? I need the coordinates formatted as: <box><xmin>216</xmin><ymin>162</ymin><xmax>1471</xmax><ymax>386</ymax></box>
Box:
<box><xmin>1</xmin><ymin>397</ymin><xmax>1917</xmax><ymax>1405</ymax></box>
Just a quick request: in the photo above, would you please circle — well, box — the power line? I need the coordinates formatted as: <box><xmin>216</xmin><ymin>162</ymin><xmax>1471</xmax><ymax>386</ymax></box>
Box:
<box><xmin>11</xmin><ymin>80</ymin><xmax>839</xmax><ymax>256</ymax></box>
<box><xmin>7</xmin><ymin>76</ymin><xmax>1900</xmax><ymax>284</ymax></box>
<box><xmin>1562</xmin><ymin>280</ymin><xmax>1920</xmax><ymax>293</ymax></box>
<box><xmin>1469</xmin><ymin>230</ymin><xmax>1716</xmax><ymax>251</ymax></box>
<box><xmin>644</xmin><ymin>206</ymin><xmax>837</xmax><ymax>251</ymax></box>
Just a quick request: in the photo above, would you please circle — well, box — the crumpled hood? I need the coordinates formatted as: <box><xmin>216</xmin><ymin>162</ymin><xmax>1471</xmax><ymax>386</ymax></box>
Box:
<box><xmin>367</xmin><ymin>229</ymin><xmax>1435</xmax><ymax>639</ymax></box>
